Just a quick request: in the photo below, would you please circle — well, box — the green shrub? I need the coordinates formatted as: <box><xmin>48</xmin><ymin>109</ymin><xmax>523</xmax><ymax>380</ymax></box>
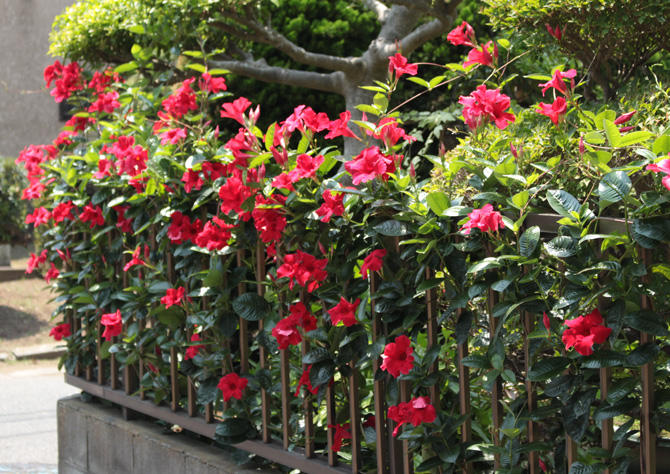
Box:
<box><xmin>0</xmin><ymin>158</ymin><xmax>29</xmax><ymax>244</ymax></box>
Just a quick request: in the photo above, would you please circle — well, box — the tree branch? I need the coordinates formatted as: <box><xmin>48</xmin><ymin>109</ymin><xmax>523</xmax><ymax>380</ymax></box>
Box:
<box><xmin>209</xmin><ymin>58</ymin><xmax>343</xmax><ymax>94</ymax></box>
<box><xmin>400</xmin><ymin>18</ymin><xmax>449</xmax><ymax>54</ymax></box>
<box><xmin>360</xmin><ymin>0</ymin><xmax>389</xmax><ymax>22</ymax></box>
<box><xmin>213</xmin><ymin>11</ymin><xmax>363</xmax><ymax>74</ymax></box>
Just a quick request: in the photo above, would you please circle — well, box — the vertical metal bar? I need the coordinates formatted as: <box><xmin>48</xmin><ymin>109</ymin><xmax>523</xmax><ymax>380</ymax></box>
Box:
<box><xmin>170</xmin><ymin>348</ymin><xmax>179</xmax><ymax>411</ymax></box>
<box><xmin>302</xmin><ymin>339</ymin><xmax>314</xmax><ymax>457</ymax></box>
<box><xmin>399</xmin><ymin>380</ymin><xmax>412</xmax><ymax>474</ymax></box>
<box><xmin>523</xmin><ymin>309</ymin><xmax>538</xmax><ymax>474</ymax></box>
<box><xmin>639</xmin><ymin>247</ymin><xmax>656</xmax><ymax>474</ymax></box>
<box><xmin>349</xmin><ymin>361</ymin><xmax>361</xmax><ymax>473</ymax></box>
<box><xmin>280</xmin><ymin>348</ymin><xmax>291</xmax><ymax>450</ymax></box>
<box><xmin>327</xmin><ymin>383</ymin><xmax>337</xmax><ymax>466</ymax></box>
<box><xmin>255</xmin><ymin>242</ymin><xmax>271</xmax><ymax>443</ymax></box>
<box><xmin>370</xmin><ymin>273</ymin><xmax>388</xmax><ymax>473</ymax></box>
<box><xmin>425</xmin><ymin>267</ymin><xmax>439</xmax><ymax>406</ymax></box>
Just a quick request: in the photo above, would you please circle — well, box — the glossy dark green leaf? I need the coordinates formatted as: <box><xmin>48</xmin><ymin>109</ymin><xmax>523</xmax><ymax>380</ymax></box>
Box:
<box><xmin>232</xmin><ymin>293</ymin><xmax>271</xmax><ymax>321</ymax></box>
<box><xmin>519</xmin><ymin>226</ymin><xmax>540</xmax><ymax>257</ymax></box>
<box><xmin>528</xmin><ymin>357</ymin><xmax>569</xmax><ymax>381</ymax></box>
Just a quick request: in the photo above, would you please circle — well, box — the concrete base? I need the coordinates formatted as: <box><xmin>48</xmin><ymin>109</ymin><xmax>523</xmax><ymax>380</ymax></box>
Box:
<box><xmin>58</xmin><ymin>395</ymin><xmax>278</xmax><ymax>474</ymax></box>
<box><xmin>0</xmin><ymin>244</ymin><xmax>10</xmax><ymax>266</ymax></box>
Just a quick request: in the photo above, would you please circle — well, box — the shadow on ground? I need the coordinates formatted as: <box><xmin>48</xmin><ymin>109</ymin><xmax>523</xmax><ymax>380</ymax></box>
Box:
<box><xmin>0</xmin><ymin>305</ymin><xmax>48</xmax><ymax>340</ymax></box>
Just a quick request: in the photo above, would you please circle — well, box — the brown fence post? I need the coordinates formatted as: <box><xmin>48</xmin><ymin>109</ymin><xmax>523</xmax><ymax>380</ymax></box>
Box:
<box><xmin>370</xmin><ymin>272</ymin><xmax>389</xmax><ymax>473</ymax></box>
<box><xmin>254</xmin><ymin>242</ymin><xmax>272</xmax><ymax>443</ymax></box>
<box><xmin>523</xmin><ymin>308</ymin><xmax>538</xmax><ymax>474</ymax></box>
<box><xmin>639</xmin><ymin>247</ymin><xmax>656</xmax><ymax>474</ymax></box>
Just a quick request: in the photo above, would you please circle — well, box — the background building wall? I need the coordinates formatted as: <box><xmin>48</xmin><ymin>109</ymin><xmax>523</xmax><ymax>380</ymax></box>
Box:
<box><xmin>0</xmin><ymin>0</ymin><xmax>75</xmax><ymax>158</ymax></box>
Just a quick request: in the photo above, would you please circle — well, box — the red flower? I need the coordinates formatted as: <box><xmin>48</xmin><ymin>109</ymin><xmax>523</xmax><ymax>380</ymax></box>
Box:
<box><xmin>25</xmin><ymin>207</ymin><xmax>52</xmax><ymax>227</ymax></box>
<box><xmin>181</xmin><ymin>169</ymin><xmax>204</xmax><ymax>193</ymax></box>
<box><xmin>52</xmin><ymin>201</ymin><xmax>75</xmax><ymax>222</ymax></box>
<box><xmin>114</xmin><ymin>206</ymin><xmax>134</xmax><ymax>233</ymax></box>
<box><xmin>79</xmin><ymin>204</ymin><xmax>105</xmax><ymax>228</ymax></box>
<box><xmin>217</xmin><ymin>373</ymin><xmax>248</xmax><ymax>402</ymax></box>
<box><xmin>372</xmin><ymin>117</ymin><xmax>416</xmax><ymax>148</ymax></box>
<box><xmin>194</xmin><ymin>217</ymin><xmax>235</xmax><ymax>251</ymax></box>
<box><xmin>562</xmin><ymin>308</ymin><xmax>611</xmax><ymax>356</ymax></box>
<box><xmin>538</xmin><ymin>69</ymin><xmax>577</xmax><ymax>96</ymax></box>
<box><xmin>93</xmin><ymin>158</ymin><xmax>113</xmax><ymax>179</ymax></box>
<box><xmin>464</xmin><ymin>41</ymin><xmax>497</xmax><ymax>68</ymax></box>
<box><xmin>288</xmin><ymin>154</ymin><xmax>324</xmax><ymax>182</ymax></box>
<box><xmin>328</xmin><ymin>423</ymin><xmax>352</xmax><ymax>452</ymax></box>
<box><xmin>46</xmin><ymin>61</ymin><xmax>83</xmax><ymax>103</ymax></box>
<box><xmin>161</xmin><ymin>78</ymin><xmax>198</xmax><ymax>119</ymax></box>
<box><xmin>328</xmin><ymin>297</ymin><xmax>360</xmax><ymax>327</ymax></box>
<box><xmin>459</xmin><ymin>85</ymin><xmax>515</xmax><ymax>130</ymax></box>
<box><xmin>387</xmin><ymin>396</ymin><xmax>436</xmax><ymax>437</ymax></box>
<box><xmin>546</xmin><ymin>24</ymin><xmax>563</xmax><ymax>41</ymax></box>
<box><xmin>161</xmin><ymin>287</ymin><xmax>186</xmax><ymax>309</ymax></box>
<box><xmin>184</xmin><ymin>333</ymin><xmax>204</xmax><ymax>360</ymax></box>
<box><xmin>123</xmin><ymin>246</ymin><xmax>147</xmax><ymax>272</ymax></box>
<box><xmin>252</xmin><ymin>195</ymin><xmax>287</xmax><ymax>243</ymax></box>
<box><xmin>381</xmin><ymin>335</ymin><xmax>414</xmax><ymax>377</ymax></box>
<box><xmin>101</xmin><ymin>309</ymin><xmax>123</xmax><ymax>341</ymax></box>
<box><xmin>363</xmin><ymin>414</ymin><xmax>376</xmax><ymax>429</ymax></box>
<box><xmin>219</xmin><ymin>174</ymin><xmax>255</xmax><ymax>217</ymax></box>
<box><xmin>315</xmin><ymin>190</ymin><xmax>345</xmax><ymax>223</ymax></box>
<box><xmin>26</xmin><ymin>249</ymin><xmax>47</xmax><ymax>274</ymax></box>
<box><xmin>325</xmin><ymin>111</ymin><xmax>356</xmax><ymax>139</ymax></box>
<box><xmin>388</xmin><ymin>53</ymin><xmax>418</xmax><ymax>78</ymax></box>
<box><xmin>360</xmin><ymin>249</ymin><xmax>386</xmax><ymax>279</ymax></box>
<box><xmin>344</xmin><ymin>146</ymin><xmax>397</xmax><ymax>185</ymax></box>
<box><xmin>447</xmin><ymin>21</ymin><xmax>476</xmax><ymax>47</ymax></box>
<box><xmin>460</xmin><ymin>204</ymin><xmax>504</xmax><ymax>235</ymax></box>
<box><xmin>49</xmin><ymin>323</ymin><xmax>71</xmax><ymax>341</ymax></box>
<box><xmin>536</xmin><ymin>97</ymin><xmax>567</xmax><ymax>126</ymax></box>
<box><xmin>45</xmin><ymin>263</ymin><xmax>60</xmax><ymax>283</ymax></box>
<box><xmin>271</xmin><ymin>173</ymin><xmax>295</xmax><ymax>192</ymax></box>
<box><xmin>167</xmin><ymin>211</ymin><xmax>201</xmax><ymax>244</ymax></box>
<box><xmin>539</xmin><ymin>458</ymin><xmax>548</xmax><ymax>473</ymax></box>
<box><xmin>220</xmin><ymin>97</ymin><xmax>252</xmax><ymax>125</ymax></box>
<box><xmin>294</xmin><ymin>365</ymin><xmax>319</xmax><ymax>397</ymax></box>
<box><xmin>272</xmin><ymin>317</ymin><xmax>303</xmax><ymax>349</ymax></box>
<box><xmin>276</xmin><ymin>250</ymin><xmax>328</xmax><ymax>293</ymax></box>
<box><xmin>88</xmin><ymin>91</ymin><xmax>120</xmax><ymax>114</ymax></box>
<box><xmin>200</xmin><ymin>72</ymin><xmax>227</xmax><ymax>93</ymax></box>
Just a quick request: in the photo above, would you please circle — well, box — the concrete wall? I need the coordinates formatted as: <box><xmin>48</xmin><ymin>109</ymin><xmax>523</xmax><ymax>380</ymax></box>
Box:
<box><xmin>0</xmin><ymin>0</ymin><xmax>75</xmax><ymax>158</ymax></box>
<box><xmin>58</xmin><ymin>396</ymin><xmax>278</xmax><ymax>474</ymax></box>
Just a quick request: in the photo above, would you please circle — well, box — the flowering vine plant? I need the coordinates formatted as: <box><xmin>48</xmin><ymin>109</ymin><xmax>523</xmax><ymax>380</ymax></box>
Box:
<box><xmin>20</xmin><ymin>18</ymin><xmax>670</xmax><ymax>473</ymax></box>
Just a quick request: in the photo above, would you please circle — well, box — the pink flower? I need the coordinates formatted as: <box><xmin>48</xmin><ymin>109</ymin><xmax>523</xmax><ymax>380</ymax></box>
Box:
<box><xmin>44</xmin><ymin>263</ymin><xmax>60</xmax><ymax>283</ymax></box>
<box><xmin>536</xmin><ymin>97</ymin><xmax>567</xmax><ymax>125</ymax></box>
<box><xmin>294</xmin><ymin>365</ymin><xmax>319</xmax><ymax>397</ymax></box>
<box><xmin>25</xmin><ymin>207</ymin><xmax>52</xmax><ymax>227</ymax></box>
<box><xmin>459</xmin><ymin>85</ymin><xmax>515</xmax><ymax>130</ymax></box>
<box><xmin>159</xmin><ymin>128</ymin><xmax>187</xmax><ymax>145</ymax></box>
<box><xmin>288</xmin><ymin>154</ymin><xmax>324</xmax><ymax>181</ymax></box>
<box><xmin>344</xmin><ymin>146</ymin><xmax>397</xmax><ymax>185</ymax></box>
<box><xmin>538</xmin><ymin>69</ymin><xmax>577</xmax><ymax>96</ymax></box>
<box><xmin>93</xmin><ymin>159</ymin><xmax>113</xmax><ymax>179</ymax></box>
<box><xmin>101</xmin><ymin>309</ymin><xmax>123</xmax><ymax>341</ymax></box>
<box><xmin>543</xmin><ymin>312</ymin><xmax>551</xmax><ymax>333</ymax></box>
<box><xmin>562</xmin><ymin>308</ymin><xmax>612</xmax><ymax>356</ymax></box>
<box><xmin>461</xmin><ymin>204</ymin><xmax>505</xmax><ymax>235</ymax></box>
<box><xmin>464</xmin><ymin>41</ymin><xmax>497</xmax><ymax>68</ymax></box>
<box><xmin>539</xmin><ymin>458</ymin><xmax>548</xmax><ymax>472</ymax></box>
<box><xmin>161</xmin><ymin>78</ymin><xmax>198</xmax><ymax>118</ymax></box>
<box><xmin>200</xmin><ymin>72</ymin><xmax>227</xmax><ymax>93</ymax></box>
<box><xmin>372</xmin><ymin>117</ymin><xmax>416</xmax><ymax>148</ymax></box>
<box><xmin>325</xmin><ymin>111</ymin><xmax>356</xmax><ymax>139</ymax></box>
<box><xmin>161</xmin><ymin>287</ymin><xmax>186</xmax><ymax>309</ymax></box>
<box><xmin>388</xmin><ymin>53</ymin><xmax>418</xmax><ymax>78</ymax></box>
<box><xmin>123</xmin><ymin>246</ymin><xmax>147</xmax><ymax>272</ymax></box>
<box><xmin>88</xmin><ymin>91</ymin><xmax>120</xmax><ymax>114</ymax></box>
<box><xmin>381</xmin><ymin>335</ymin><xmax>414</xmax><ymax>377</ymax></box>
<box><xmin>315</xmin><ymin>190</ymin><xmax>345</xmax><ymax>223</ymax></box>
<box><xmin>360</xmin><ymin>249</ymin><xmax>386</xmax><ymax>279</ymax></box>
<box><xmin>328</xmin><ymin>297</ymin><xmax>360</xmax><ymax>327</ymax></box>
<box><xmin>447</xmin><ymin>21</ymin><xmax>476</xmax><ymax>47</ymax></box>
<box><xmin>647</xmin><ymin>158</ymin><xmax>670</xmax><ymax>175</ymax></box>
<box><xmin>26</xmin><ymin>250</ymin><xmax>47</xmax><ymax>274</ymax></box>
<box><xmin>220</xmin><ymin>97</ymin><xmax>252</xmax><ymax>125</ymax></box>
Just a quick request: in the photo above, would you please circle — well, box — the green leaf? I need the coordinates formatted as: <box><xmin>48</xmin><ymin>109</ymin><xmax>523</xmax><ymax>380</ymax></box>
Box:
<box><xmin>373</xmin><ymin>220</ymin><xmax>409</xmax><ymax>236</ymax></box>
<box><xmin>584</xmin><ymin>131</ymin><xmax>605</xmax><ymax>145</ymax></box>
<box><xmin>426</xmin><ymin>191</ymin><xmax>449</xmax><ymax>216</ymax></box>
<box><xmin>598</xmin><ymin>171</ymin><xmax>631</xmax><ymax>205</ymax></box>
<box><xmin>519</xmin><ymin>226</ymin><xmax>540</xmax><ymax>257</ymax></box>
<box><xmin>625</xmin><ymin>343</ymin><xmax>660</xmax><ymax>366</ymax></box>
<box><xmin>606</xmin><ymin>378</ymin><xmax>637</xmax><ymax>403</ymax></box>
<box><xmin>594</xmin><ymin>398</ymin><xmax>638</xmax><ymax>422</ymax></box>
<box><xmin>264</xmin><ymin>123</ymin><xmax>276</xmax><ymax>151</ymax></box>
<box><xmin>302</xmin><ymin>347</ymin><xmax>331</xmax><ymax>364</ymax></box>
<box><xmin>467</xmin><ymin>257</ymin><xmax>503</xmax><ymax>274</ymax></box>
<box><xmin>461</xmin><ymin>354</ymin><xmax>490</xmax><ymax>369</ymax></box>
<box><xmin>186</xmin><ymin>63</ymin><xmax>206</xmax><ymax>73</ymax></box>
<box><xmin>546</xmin><ymin>189</ymin><xmax>580</xmax><ymax>217</ymax></box>
<box><xmin>603</xmin><ymin>119</ymin><xmax>621</xmax><ymax>147</ymax></box>
<box><xmin>580</xmin><ymin>350</ymin><xmax>625</xmax><ymax>369</ymax></box>
<box><xmin>510</xmin><ymin>190</ymin><xmax>529</xmax><ymax>209</ymax></box>
<box><xmin>215</xmin><ymin>418</ymin><xmax>254</xmax><ymax>438</ymax></box>
<box><xmin>528</xmin><ymin>357</ymin><xmax>569</xmax><ymax>381</ymax></box>
<box><xmin>624</xmin><ymin>311</ymin><xmax>669</xmax><ymax>336</ymax></box>
<box><xmin>148</xmin><ymin>281</ymin><xmax>172</xmax><ymax>294</ymax></box>
<box><xmin>652</xmin><ymin>135</ymin><xmax>670</xmax><ymax>154</ymax></box>
<box><xmin>114</xmin><ymin>61</ymin><xmax>138</xmax><ymax>74</ymax></box>
<box><xmin>126</xmin><ymin>25</ymin><xmax>145</xmax><ymax>34</ymax></box>
<box><xmin>544</xmin><ymin>236</ymin><xmax>577</xmax><ymax>258</ymax></box>
<box><xmin>232</xmin><ymin>293</ymin><xmax>271</xmax><ymax>321</ymax></box>
<box><xmin>651</xmin><ymin>263</ymin><xmax>670</xmax><ymax>280</ymax></box>
<box><xmin>618</xmin><ymin>131</ymin><xmax>653</xmax><ymax>147</ymax></box>
<box><xmin>156</xmin><ymin>306</ymin><xmax>185</xmax><ymax>329</ymax></box>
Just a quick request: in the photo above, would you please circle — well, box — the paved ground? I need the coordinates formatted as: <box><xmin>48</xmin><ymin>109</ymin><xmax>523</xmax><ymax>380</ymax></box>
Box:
<box><xmin>0</xmin><ymin>361</ymin><xmax>79</xmax><ymax>474</ymax></box>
